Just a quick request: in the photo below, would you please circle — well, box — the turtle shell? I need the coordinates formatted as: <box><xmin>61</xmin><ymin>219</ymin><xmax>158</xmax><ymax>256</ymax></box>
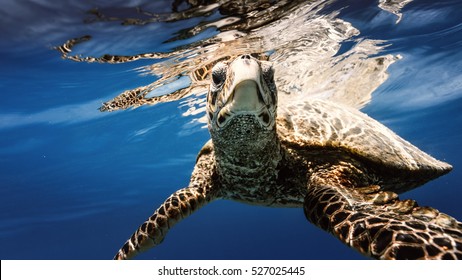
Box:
<box><xmin>277</xmin><ymin>99</ymin><xmax>452</xmax><ymax>192</ymax></box>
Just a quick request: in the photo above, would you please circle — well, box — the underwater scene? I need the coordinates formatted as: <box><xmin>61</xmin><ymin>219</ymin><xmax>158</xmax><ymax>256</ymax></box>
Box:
<box><xmin>1</xmin><ymin>0</ymin><xmax>461</xmax><ymax>259</ymax></box>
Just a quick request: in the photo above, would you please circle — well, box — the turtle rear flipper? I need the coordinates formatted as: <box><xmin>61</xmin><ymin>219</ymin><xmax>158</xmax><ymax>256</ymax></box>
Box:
<box><xmin>304</xmin><ymin>169</ymin><xmax>462</xmax><ymax>260</ymax></box>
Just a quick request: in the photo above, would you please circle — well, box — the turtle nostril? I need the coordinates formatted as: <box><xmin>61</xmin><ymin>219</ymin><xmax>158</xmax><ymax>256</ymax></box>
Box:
<box><xmin>241</xmin><ymin>54</ymin><xmax>251</xmax><ymax>60</ymax></box>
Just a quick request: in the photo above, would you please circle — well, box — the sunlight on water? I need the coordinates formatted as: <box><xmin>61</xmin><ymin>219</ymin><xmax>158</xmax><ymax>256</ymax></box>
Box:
<box><xmin>51</xmin><ymin>0</ymin><xmax>405</xmax><ymax>116</ymax></box>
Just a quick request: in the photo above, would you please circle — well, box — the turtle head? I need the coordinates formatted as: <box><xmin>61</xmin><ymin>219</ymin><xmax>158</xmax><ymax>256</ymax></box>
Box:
<box><xmin>207</xmin><ymin>54</ymin><xmax>277</xmax><ymax>133</ymax></box>
<box><xmin>207</xmin><ymin>54</ymin><xmax>277</xmax><ymax>130</ymax></box>
<box><xmin>206</xmin><ymin>54</ymin><xmax>280</xmax><ymax>178</ymax></box>
<box><xmin>206</xmin><ymin>54</ymin><xmax>278</xmax><ymax>159</ymax></box>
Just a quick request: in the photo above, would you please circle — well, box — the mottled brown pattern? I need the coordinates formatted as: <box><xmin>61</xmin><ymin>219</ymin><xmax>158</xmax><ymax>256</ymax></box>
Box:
<box><xmin>304</xmin><ymin>166</ymin><xmax>462</xmax><ymax>259</ymax></box>
<box><xmin>113</xmin><ymin>55</ymin><xmax>460</xmax><ymax>260</ymax></box>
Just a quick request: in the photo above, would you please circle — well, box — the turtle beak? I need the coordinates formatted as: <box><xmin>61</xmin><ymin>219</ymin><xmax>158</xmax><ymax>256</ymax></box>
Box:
<box><xmin>225</xmin><ymin>55</ymin><xmax>266</xmax><ymax>113</ymax></box>
<box><xmin>213</xmin><ymin>54</ymin><xmax>274</xmax><ymax>129</ymax></box>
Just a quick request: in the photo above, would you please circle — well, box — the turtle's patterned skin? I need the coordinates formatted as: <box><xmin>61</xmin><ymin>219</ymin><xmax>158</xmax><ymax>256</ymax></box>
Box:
<box><xmin>114</xmin><ymin>55</ymin><xmax>461</xmax><ymax>260</ymax></box>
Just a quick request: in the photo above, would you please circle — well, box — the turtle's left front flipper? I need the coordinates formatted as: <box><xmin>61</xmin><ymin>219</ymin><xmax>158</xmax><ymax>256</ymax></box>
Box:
<box><xmin>304</xmin><ymin>172</ymin><xmax>462</xmax><ymax>260</ymax></box>
<box><xmin>114</xmin><ymin>141</ymin><xmax>220</xmax><ymax>260</ymax></box>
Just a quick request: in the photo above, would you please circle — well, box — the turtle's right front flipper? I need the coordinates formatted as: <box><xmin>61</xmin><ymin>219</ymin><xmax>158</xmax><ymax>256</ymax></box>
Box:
<box><xmin>114</xmin><ymin>185</ymin><xmax>217</xmax><ymax>260</ymax></box>
<box><xmin>114</xmin><ymin>141</ymin><xmax>219</xmax><ymax>260</ymax></box>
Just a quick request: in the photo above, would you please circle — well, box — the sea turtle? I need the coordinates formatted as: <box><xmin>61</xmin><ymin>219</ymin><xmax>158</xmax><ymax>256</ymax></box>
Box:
<box><xmin>114</xmin><ymin>54</ymin><xmax>462</xmax><ymax>260</ymax></box>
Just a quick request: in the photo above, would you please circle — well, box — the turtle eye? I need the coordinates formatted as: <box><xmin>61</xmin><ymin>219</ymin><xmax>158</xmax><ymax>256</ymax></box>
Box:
<box><xmin>261</xmin><ymin>62</ymin><xmax>274</xmax><ymax>82</ymax></box>
<box><xmin>212</xmin><ymin>71</ymin><xmax>224</xmax><ymax>85</ymax></box>
<box><xmin>210</xmin><ymin>62</ymin><xmax>227</xmax><ymax>86</ymax></box>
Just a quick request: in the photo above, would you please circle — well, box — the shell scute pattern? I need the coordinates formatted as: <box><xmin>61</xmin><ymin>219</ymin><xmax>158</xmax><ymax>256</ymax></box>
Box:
<box><xmin>278</xmin><ymin>99</ymin><xmax>452</xmax><ymax>192</ymax></box>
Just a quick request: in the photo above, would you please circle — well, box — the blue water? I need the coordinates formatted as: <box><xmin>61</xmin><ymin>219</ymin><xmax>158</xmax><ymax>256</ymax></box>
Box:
<box><xmin>1</xmin><ymin>0</ymin><xmax>461</xmax><ymax>260</ymax></box>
